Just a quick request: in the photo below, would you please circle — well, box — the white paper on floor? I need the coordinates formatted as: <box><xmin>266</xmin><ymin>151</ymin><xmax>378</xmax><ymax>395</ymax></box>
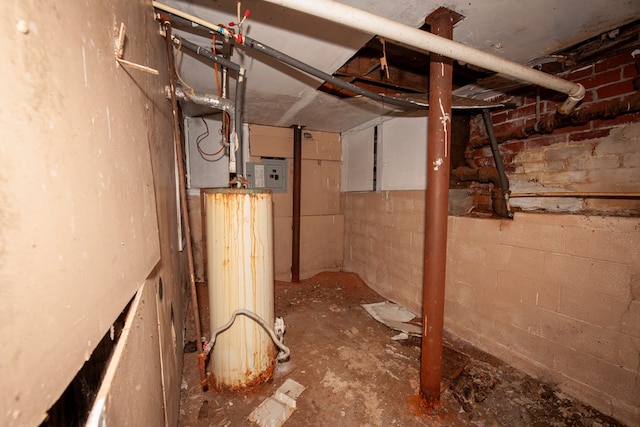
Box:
<box><xmin>362</xmin><ymin>301</ymin><xmax>422</xmax><ymax>337</ymax></box>
<box><xmin>249</xmin><ymin>378</ymin><xmax>306</xmax><ymax>427</ymax></box>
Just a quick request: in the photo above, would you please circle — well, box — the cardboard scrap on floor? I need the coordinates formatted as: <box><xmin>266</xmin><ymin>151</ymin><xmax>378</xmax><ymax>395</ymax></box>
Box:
<box><xmin>362</xmin><ymin>301</ymin><xmax>421</xmax><ymax>337</ymax></box>
<box><xmin>249</xmin><ymin>378</ymin><xmax>306</xmax><ymax>427</ymax></box>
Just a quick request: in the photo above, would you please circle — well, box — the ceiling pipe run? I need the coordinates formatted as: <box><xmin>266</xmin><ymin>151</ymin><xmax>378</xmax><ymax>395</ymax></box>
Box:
<box><xmin>421</xmin><ymin>7</ymin><xmax>459</xmax><ymax>413</ymax></box>
<box><xmin>257</xmin><ymin>0</ymin><xmax>585</xmax><ymax>114</ymax></box>
<box><xmin>153</xmin><ymin>3</ymin><xmax>502</xmax><ymax>112</ymax></box>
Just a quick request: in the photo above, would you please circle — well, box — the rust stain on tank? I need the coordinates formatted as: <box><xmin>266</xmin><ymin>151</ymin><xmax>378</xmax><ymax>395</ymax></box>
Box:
<box><xmin>205</xmin><ymin>189</ymin><xmax>275</xmax><ymax>392</ymax></box>
<box><xmin>209</xmin><ymin>359</ymin><xmax>275</xmax><ymax>393</ymax></box>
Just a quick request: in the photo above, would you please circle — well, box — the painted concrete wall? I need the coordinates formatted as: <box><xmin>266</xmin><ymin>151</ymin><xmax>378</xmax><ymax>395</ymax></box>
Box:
<box><xmin>342</xmin><ymin>191</ymin><xmax>640</xmax><ymax>425</ymax></box>
<box><xmin>445</xmin><ymin>213</ymin><xmax>640</xmax><ymax>426</ymax></box>
<box><xmin>0</xmin><ymin>2</ymin><xmax>185</xmax><ymax>425</ymax></box>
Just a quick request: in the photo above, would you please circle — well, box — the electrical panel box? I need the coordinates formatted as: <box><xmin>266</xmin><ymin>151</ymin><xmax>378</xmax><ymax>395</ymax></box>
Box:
<box><xmin>246</xmin><ymin>159</ymin><xmax>287</xmax><ymax>193</ymax></box>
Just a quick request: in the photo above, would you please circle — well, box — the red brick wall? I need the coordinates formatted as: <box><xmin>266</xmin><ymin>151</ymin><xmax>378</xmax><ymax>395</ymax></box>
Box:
<box><xmin>466</xmin><ymin>47</ymin><xmax>640</xmax><ymax>214</ymax></box>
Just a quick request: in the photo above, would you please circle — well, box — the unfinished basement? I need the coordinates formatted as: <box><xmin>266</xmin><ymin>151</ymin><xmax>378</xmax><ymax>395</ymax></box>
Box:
<box><xmin>1</xmin><ymin>1</ymin><xmax>640</xmax><ymax>426</ymax></box>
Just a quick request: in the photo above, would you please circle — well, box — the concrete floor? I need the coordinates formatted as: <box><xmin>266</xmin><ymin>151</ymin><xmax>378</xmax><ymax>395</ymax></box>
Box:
<box><xmin>179</xmin><ymin>272</ymin><xmax>624</xmax><ymax>426</ymax></box>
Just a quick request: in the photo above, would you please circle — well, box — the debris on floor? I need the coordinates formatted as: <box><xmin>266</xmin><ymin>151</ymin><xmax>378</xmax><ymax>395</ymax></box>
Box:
<box><xmin>179</xmin><ymin>272</ymin><xmax>625</xmax><ymax>427</ymax></box>
<box><xmin>361</xmin><ymin>301</ymin><xmax>422</xmax><ymax>337</ymax></box>
<box><xmin>248</xmin><ymin>379</ymin><xmax>305</xmax><ymax>427</ymax></box>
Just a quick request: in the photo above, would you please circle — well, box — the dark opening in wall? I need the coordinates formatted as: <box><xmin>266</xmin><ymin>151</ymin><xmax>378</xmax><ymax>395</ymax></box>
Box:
<box><xmin>39</xmin><ymin>296</ymin><xmax>134</xmax><ymax>427</ymax></box>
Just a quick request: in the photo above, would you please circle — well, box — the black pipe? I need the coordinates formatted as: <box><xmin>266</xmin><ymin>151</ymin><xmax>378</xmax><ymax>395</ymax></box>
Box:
<box><xmin>481</xmin><ymin>109</ymin><xmax>512</xmax><ymax>218</ymax></box>
<box><xmin>242</xmin><ymin>36</ymin><xmax>425</xmax><ymax>111</ymax></box>
<box><xmin>173</xmin><ymin>35</ymin><xmax>243</xmax><ymax>74</ymax></box>
<box><xmin>160</xmin><ymin>15</ymin><xmax>422</xmax><ymax>111</ymax></box>
<box><xmin>482</xmin><ymin>110</ymin><xmax>509</xmax><ymax>193</ymax></box>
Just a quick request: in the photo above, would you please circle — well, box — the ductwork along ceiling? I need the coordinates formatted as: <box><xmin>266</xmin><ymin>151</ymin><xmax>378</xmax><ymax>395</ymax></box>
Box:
<box><xmin>162</xmin><ymin>0</ymin><xmax>640</xmax><ymax>133</ymax></box>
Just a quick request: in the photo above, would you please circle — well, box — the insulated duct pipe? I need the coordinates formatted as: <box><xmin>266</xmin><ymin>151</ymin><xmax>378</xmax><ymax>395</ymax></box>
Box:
<box><xmin>172</xmin><ymin>35</ymin><xmax>246</xmax><ymax>177</ymax></box>
<box><xmin>173</xmin><ymin>86</ymin><xmax>235</xmax><ymax>118</ymax></box>
<box><xmin>257</xmin><ymin>0</ymin><xmax>585</xmax><ymax>114</ymax></box>
<box><xmin>171</xmin><ymin>87</ymin><xmax>236</xmax><ymax>173</ymax></box>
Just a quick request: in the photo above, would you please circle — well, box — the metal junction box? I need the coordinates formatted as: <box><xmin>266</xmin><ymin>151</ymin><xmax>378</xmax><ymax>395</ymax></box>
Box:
<box><xmin>246</xmin><ymin>159</ymin><xmax>287</xmax><ymax>193</ymax></box>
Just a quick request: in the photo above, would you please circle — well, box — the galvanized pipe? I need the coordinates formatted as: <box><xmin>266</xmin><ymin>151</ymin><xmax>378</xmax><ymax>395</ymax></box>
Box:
<box><xmin>162</xmin><ymin>22</ymin><xmax>208</xmax><ymax>390</ymax></box>
<box><xmin>291</xmin><ymin>125</ymin><xmax>303</xmax><ymax>283</ymax></box>
<box><xmin>421</xmin><ymin>8</ymin><xmax>457</xmax><ymax>412</ymax></box>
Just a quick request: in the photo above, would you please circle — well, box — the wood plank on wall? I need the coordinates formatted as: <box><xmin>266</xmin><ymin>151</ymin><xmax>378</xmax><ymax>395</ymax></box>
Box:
<box><xmin>249</xmin><ymin>124</ymin><xmax>341</xmax><ymax>160</ymax></box>
<box><xmin>86</xmin><ymin>282</ymin><xmax>165</xmax><ymax>427</ymax></box>
<box><xmin>0</xmin><ymin>1</ymin><xmax>178</xmax><ymax>425</ymax></box>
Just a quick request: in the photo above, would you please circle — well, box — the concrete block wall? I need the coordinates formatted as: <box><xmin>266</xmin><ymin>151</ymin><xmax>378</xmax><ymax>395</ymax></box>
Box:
<box><xmin>468</xmin><ymin>47</ymin><xmax>640</xmax><ymax>214</ymax></box>
<box><xmin>446</xmin><ymin>213</ymin><xmax>640</xmax><ymax>426</ymax></box>
<box><xmin>342</xmin><ymin>191</ymin><xmax>425</xmax><ymax>315</ymax></box>
<box><xmin>343</xmin><ymin>193</ymin><xmax>640</xmax><ymax>425</ymax></box>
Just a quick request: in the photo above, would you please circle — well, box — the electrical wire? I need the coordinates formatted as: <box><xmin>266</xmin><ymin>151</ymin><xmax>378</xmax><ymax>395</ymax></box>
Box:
<box><xmin>204</xmin><ymin>309</ymin><xmax>290</xmax><ymax>362</ymax></box>
<box><xmin>212</xmin><ymin>36</ymin><xmax>222</xmax><ymax>97</ymax></box>
<box><xmin>195</xmin><ymin>117</ymin><xmax>226</xmax><ymax>161</ymax></box>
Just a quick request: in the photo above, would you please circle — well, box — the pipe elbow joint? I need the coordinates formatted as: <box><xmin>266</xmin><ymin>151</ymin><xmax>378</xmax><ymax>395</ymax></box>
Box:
<box><xmin>557</xmin><ymin>83</ymin><xmax>585</xmax><ymax>115</ymax></box>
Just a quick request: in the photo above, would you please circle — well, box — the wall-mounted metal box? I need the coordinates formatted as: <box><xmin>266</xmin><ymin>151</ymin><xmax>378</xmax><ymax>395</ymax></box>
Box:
<box><xmin>246</xmin><ymin>159</ymin><xmax>287</xmax><ymax>193</ymax></box>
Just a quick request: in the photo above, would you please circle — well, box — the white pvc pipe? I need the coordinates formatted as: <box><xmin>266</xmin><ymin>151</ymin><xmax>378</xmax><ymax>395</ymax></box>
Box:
<box><xmin>258</xmin><ymin>0</ymin><xmax>585</xmax><ymax>114</ymax></box>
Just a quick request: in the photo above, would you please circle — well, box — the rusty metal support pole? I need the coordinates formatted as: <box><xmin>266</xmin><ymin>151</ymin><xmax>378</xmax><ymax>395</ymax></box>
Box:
<box><xmin>421</xmin><ymin>8</ymin><xmax>460</xmax><ymax>412</ymax></box>
<box><xmin>162</xmin><ymin>21</ymin><xmax>207</xmax><ymax>390</ymax></box>
<box><xmin>291</xmin><ymin>125</ymin><xmax>303</xmax><ymax>283</ymax></box>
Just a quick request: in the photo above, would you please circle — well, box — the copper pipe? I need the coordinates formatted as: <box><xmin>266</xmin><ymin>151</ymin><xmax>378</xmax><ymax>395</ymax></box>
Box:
<box><xmin>421</xmin><ymin>7</ymin><xmax>460</xmax><ymax>412</ymax></box>
<box><xmin>162</xmin><ymin>20</ymin><xmax>207</xmax><ymax>390</ymax></box>
<box><xmin>291</xmin><ymin>125</ymin><xmax>302</xmax><ymax>283</ymax></box>
<box><xmin>470</xmin><ymin>90</ymin><xmax>640</xmax><ymax>147</ymax></box>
